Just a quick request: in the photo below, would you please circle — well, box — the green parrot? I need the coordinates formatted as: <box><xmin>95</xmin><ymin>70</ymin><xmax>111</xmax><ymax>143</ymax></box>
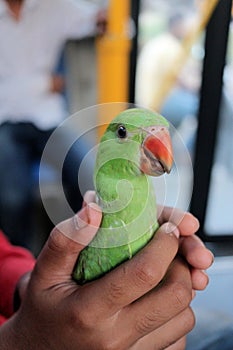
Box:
<box><xmin>73</xmin><ymin>108</ymin><xmax>173</xmax><ymax>284</ymax></box>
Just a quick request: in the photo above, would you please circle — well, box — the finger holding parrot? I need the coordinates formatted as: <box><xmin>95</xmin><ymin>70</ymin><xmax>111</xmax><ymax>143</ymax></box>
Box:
<box><xmin>82</xmin><ymin>190</ymin><xmax>96</xmax><ymax>207</ymax></box>
<box><xmin>117</xmin><ymin>257</ymin><xmax>194</xmax><ymax>349</ymax></box>
<box><xmin>76</xmin><ymin>222</ymin><xmax>180</xmax><ymax>319</ymax></box>
<box><xmin>179</xmin><ymin>234</ymin><xmax>214</xmax><ymax>291</ymax></box>
<box><xmin>130</xmin><ymin>310</ymin><xmax>191</xmax><ymax>350</ymax></box>
<box><xmin>157</xmin><ymin>205</ymin><xmax>200</xmax><ymax>236</ymax></box>
<box><xmin>158</xmin><ymin>205</ymin><xmax>214</xmax><ymax>291</ymax></box>
<box><xmin>179</xmin><ymin>234</ymin><xmax>214</xmax><ymax>269</ymax></box>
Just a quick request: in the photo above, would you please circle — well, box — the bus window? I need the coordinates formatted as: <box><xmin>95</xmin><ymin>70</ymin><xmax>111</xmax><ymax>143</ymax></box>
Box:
<box><xmin>205</xmin><ymin>17</ymin><xmax>233</xmax><ymax>236</ymax></box>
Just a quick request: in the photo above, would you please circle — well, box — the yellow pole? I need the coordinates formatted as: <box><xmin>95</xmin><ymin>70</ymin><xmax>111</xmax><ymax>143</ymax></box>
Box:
<box><xmin>96</xmin><ymin>0</ymin><xmax>131</xmax><ymax>136</ymax></box>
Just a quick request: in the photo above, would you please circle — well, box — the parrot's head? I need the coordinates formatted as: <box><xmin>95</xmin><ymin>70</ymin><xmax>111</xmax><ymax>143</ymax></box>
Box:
<box><xmin>97</xmin><ymin>108</ymin><xmax>173</xmax><ymax>178</ymax></box>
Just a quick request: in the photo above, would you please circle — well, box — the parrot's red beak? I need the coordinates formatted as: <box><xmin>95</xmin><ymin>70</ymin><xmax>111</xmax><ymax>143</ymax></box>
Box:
<box><xmin>140</xmin><ymin>125</ymin><xmax>173</xmax><ymax>176</ymax></box>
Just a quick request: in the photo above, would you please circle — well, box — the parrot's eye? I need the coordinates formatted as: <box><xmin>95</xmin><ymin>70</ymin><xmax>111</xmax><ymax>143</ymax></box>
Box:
<box><xmin>117</xmin><ymin>124</ymin><xmax>127</xmax><ymax>139</ymax></box>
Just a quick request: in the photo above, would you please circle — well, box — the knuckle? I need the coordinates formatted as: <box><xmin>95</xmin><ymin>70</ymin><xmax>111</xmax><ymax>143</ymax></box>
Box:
<box><xmin>134</xmin><ymin>263</ymin><xmax>157</xmax><ymax>288</ymax></box>
<box><xmin>135</xmin><ymin>312</ymin><xmax>158</xmax><ymax>336</ymax></box>
<box><xmin>47</xmin><ymin>228</ymin><xmax>66</xmax><ymax>254</ymax></box>
<box><xmin>172</xmin><ymin>281</ymin><xmax>192</xmax><ymax>310</ymax></box>
<box><xmin>47</xmin><ymin>226</ymin><xmax>77</xmax><ymax>255</ymax></box>
<box><xmin>70</xmin><ymin>305</ymin><xmax>96</xmax><ymax>330</ymax></box>
<box><xmin>105</xmin><ymin>281</ymin><xmax>125</xmax><ymax>305</ymax></box>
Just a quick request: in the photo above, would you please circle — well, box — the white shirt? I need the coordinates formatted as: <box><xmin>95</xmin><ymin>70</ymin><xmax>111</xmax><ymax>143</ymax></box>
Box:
<box><xmin>0</xmin><ymin>0</ymin><xmax>98</xmax><ymax>129</ymax></box>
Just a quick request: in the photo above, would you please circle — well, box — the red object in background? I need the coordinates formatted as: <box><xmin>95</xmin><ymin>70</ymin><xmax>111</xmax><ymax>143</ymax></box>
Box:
<box><xmin>0</xmin><ymin>232</ymin><xmax>35</xmax><ymax>324</ymax></box>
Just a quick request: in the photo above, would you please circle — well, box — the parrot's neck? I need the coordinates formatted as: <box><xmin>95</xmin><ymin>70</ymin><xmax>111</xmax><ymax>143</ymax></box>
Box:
<box><xmin>93</xmin><ymin>157</ymin><xmax>158</xmax><ymax>250</ymax></box>
<box><xmin>94</xmin><ymin>158</ymin><xmax>155</xmax><ymax>215</ymax></box>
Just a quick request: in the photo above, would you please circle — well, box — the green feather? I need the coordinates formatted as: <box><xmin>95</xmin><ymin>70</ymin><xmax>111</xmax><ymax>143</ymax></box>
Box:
<box><xmin>73</xmin><ymin>108</ymin><xmax>169</xmax><ymax>284</ymax></box>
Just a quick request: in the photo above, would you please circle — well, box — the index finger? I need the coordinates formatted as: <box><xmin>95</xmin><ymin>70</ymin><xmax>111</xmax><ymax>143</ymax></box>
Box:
<box><xmin>77</xmin><ymin>223</ymin><xmax>180</xmax><ymax>319</ymax></box>
<box><xmin>157</xmin><ymin>205</ymin><xmax>200</xmax><ymax>236</ymax></box>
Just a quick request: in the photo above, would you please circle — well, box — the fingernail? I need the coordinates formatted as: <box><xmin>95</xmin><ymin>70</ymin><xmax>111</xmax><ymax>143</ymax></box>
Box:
<box><xmin>164</xmin><ymin>222</ymin><xmax>180</xmax><ymax>238</ymax></box>
<box><xmin>74</xmin><ymin>207</ymin><xmax>88</xmax><ymax>230</ymax></box>
<box><xmin>83</xmin><ymin>190</ymin><xmax>96</xmax><ymax>206</ymax></box>
<box><xmin>87</xmin><ymin>202</ymin><xmax>102</xmax><ymax>215</ymax></box>
<box><xmin>88</xmin><ymin>202</ymin><xmax>101</xmax><ymax>209</ymax></box>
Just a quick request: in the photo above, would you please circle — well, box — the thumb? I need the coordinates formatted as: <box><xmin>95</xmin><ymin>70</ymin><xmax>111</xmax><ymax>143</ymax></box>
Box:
<box><xmin>33</xmin><ymin>203</ymin><xmax>102</xmax><ymax>286</ymax></box>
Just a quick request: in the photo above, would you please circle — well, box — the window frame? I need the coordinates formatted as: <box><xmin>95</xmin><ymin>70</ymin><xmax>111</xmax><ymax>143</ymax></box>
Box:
<box><xmin>190</xmin><ymin>0</ymin><xmax>233</xmax><ymax>254</ymax></box>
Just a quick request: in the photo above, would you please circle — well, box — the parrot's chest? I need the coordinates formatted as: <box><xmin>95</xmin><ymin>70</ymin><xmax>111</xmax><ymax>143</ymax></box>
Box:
<box><xmin>95</xmin><ymin>174</ymin><xmax>157</xmax><ymax>248</ymax></box>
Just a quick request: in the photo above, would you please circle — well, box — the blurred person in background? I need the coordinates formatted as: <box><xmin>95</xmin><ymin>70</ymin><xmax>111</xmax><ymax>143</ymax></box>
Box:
<box><xmin>135</xmin><ymin>11</ymin><xmax>201</xmax><ymax>139</ymax></box>
<box><xmin>0</xmin><ymin>0</ymin><xmax>106</xmax><ymax>249</ymax></box>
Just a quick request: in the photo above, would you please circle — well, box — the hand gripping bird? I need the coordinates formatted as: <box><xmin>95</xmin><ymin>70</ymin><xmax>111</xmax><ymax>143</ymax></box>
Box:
<box><xmin>73</xmin><ymin>108</ymin><xmax>173</xmax><ymax>284</ymax></box>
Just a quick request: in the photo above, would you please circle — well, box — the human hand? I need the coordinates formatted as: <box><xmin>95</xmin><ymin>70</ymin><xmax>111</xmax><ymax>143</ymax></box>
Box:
<box><xmin>1</xmin><ymin>200</ymin><xmax>194</xmax><ymax>350</ymax></box>
<box><xmin>157</xmin><ymin>205</ymin><xmax>214</xmax><ymax>291</ymax></box>
<box><xmin>16</xmin><ymin>202</ymin><xmax>212</xmax><ymax>304</ymax></box>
